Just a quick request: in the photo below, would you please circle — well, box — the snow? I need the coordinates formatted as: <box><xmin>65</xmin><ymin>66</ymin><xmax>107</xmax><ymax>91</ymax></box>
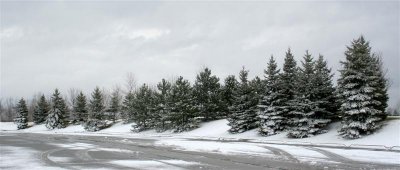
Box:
<box><xmin>109</xmin><ymin>160</ymin><xmax>199</xmax><ymax>170</ymax></box>
<box><xmin>156</xmin><ymin>139</ymin><xmax>272</xmax><ymax>156</ymax></box>
<box><xmin>318</xmin><ymin>147</ymin><xmax>400</xmax><ymax>164</ymax></box>
<box><xmin>0</xmin><ymin>146</ymin><xmax>66</xmax><ymax>170</ymax></box>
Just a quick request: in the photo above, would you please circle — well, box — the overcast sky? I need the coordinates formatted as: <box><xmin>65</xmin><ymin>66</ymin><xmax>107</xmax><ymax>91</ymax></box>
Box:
<box><xmin>1</xmin><ymin>1</ymin><xmax>399</xmax><ymax>107</ymax></box>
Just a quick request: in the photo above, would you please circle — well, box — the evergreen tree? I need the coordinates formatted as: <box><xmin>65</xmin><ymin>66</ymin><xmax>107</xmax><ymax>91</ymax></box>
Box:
<box><xmin>250</xmin><ymin>76</ymin><xmax>265</xmax><ymax>103</ymax></box>
<box><xmin>46</xmin><ymin>89</ymin><xmax>68</xmax><ymax>129</ymax></box>
<box><xmin>193</xmin><ymin>68</ymin><xmax>222</xmax><ymax>121</ymax></box>
<box><xmin>228</xmin><ymin>67</ymin><xmax>259</xmax><ymax>133</ymax></box>
<box><xmin>108</xmin><ymin>89</ymin><xmax>121</xmax><ymax>122</ymax></box>
<box><xmin>280</xmin><ymin>48</ymin><xmax>298</xmax><ymax>128</ymax></box>
<box><xmin>170</xmin><ymin>76</ymin><xmax>198</xmax><ymax>132</ymax></box>
<box><xmin>33</xmin><ymin>95</ymin><xmax>49</xmax><ymax>124</ymax></box>
<box><xmin>72</xmin><ymin>92</ymin><xmax>88</xmax><ymax>124</ymax></box>
<box><xmin>338</xmin><ymin>36</ymin><xmax>389</xmax><ymax>139</ymax></box>
<box><xmin>314</xmin><ymin>55</ymin><xmax>338</xmax><ymax>120</ymax></box>
<box><xmin>131</xmin><ymin>84</ymin><xmax>155</xmax><ymax>132</ymax></box>
<box><xmin>84</xmin><ymin>87</ymin><xmax>108</xmax><ymax>131</ymax></box>
<box><xmin>258</xmin><ymin>56</ymin><xmax>286</xmax><ymax>136</ymax></box>
<box><xmin>122</xmin><ymin>91</ymin><xmax>136</xmax><ymax>123</ymax></box>
<box><xmin>287</xmin><ymin>51</ymin><xmax>331</xmax><ymax>138</ymax></box>
<box><xmin>154</xmin><ymin>79</ymin><xmax>172</xmax><ymax>132</ymax></box>
<box><xmin>221</xmin><ymin>75</ymin><xmax>238</xmax><ymax>116</ymax></box>
<box><xmin>14</xmin><ymin>98</ymin><xmax>28</xmax><ymax>129</ymax></box>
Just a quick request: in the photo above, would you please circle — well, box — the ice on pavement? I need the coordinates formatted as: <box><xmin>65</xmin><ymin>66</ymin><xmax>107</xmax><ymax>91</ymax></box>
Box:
<box><xmin>109</xmin><ymin>160</ymin><xmax>200</xmax><ymax>170</ymax></box>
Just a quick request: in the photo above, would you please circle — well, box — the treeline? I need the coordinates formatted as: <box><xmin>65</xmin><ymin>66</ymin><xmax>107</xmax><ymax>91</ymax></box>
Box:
<box><xmin>11</xmin><ymin>36</ymin><xmax>389</xmax><ymax>139</ymax></box>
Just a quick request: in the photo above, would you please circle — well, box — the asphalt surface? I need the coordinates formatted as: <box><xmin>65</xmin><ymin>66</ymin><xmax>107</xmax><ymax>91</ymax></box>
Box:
<box><xmin>0</xmin><ymin>133</ymin><xmax>399</xmax><ymax>170</ymax></box>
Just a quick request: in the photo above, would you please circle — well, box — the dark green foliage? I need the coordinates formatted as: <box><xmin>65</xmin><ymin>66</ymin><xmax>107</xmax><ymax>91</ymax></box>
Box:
<box><xmin>131</xmin><ymin>84</ymin><xmax>156</xmax><ymax>132</ymax></box>
<box><xmin>84</xmin><ymin>87</ymin><xmax>106</xmax><ymax>132</ymax></box>
<box><xmin>46</xmin><ymin>89</ymin><xmax>69</xmax><ymax>129</ymax></box>
<box><xmin>228</xmin><ymin>68</ymin><xmax>259</xmax><ymax>133</ymax></box>
<box><xmin>72</xmin><ymin>92</ymin><xmax>88</xmax><ymax>124</ymax></box>
<box><xmin>15</xmin><ymin>98</ymin><xmax>28</xmax><ymax>129</ymax></box>
<box><xmin>108</xmin><ymin>89</ymin><xmax>121</xmax><ymax>122</ymax></box>
<box><xmin>221</xmin><ymin>75</ymin><xmax>238</xmax><ymax>113</ymax></box>
<box><xmin>258</xmin><ymin>56</ymin><xmax>286</xmax><ymax>136</ymax></box>
<box><xmin>154</xmin><ymin>79</ymin><xmax>173</xmax><ymax>132</ymax></box>
<box><xmin>169</xmin><ymin>76</ymin><xmax>199</xmax><ymax>132</ymax></box>
<box><xmin>122</xmin><ymin>91</ymin><xmax>135</xmax><ymax>123</ymax></box>
<box><xmin>33</xmin><ymin>95</ymin><xmax>49</xmax><ymax>124</ymax></box>
<box><xmin>338</xmin><ymin>36</ymin><xmax>388</xmax><ymax>139</ymax></box>
<box><xmin>193</xmin><ymin>68</ymin><xmax>223</xmax><ymax>121</ymax></box>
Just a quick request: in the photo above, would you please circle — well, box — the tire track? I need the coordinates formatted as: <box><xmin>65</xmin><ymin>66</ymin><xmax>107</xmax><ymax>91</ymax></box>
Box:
<box><xmin>261</xmin><ymin>145</ymin><xmax>300</xmax><ymax>163</ymax></box>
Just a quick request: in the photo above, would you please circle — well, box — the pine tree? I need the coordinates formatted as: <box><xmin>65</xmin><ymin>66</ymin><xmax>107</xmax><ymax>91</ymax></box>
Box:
<box><xmin>280</xmin><ymin>48</ymin><xmax>298</xmax><ymax>129</ymax></box>
<box><xmin>154</xmin><ymin>79</ymin><xmax>172</xmax><ymax>132</ymax></box>
<box><xmin>193</xmin><ymin>68</ymin><xmax>222</xmax><ymax>121</ymax></box>
<box><xmin>84</xmin><ymin>87</ymin><xmax>108</xmax><ymax>131</ymax></box>
<box><xmin>108</xmin><ymin>89</ymin><xmax>121</xmax><ymax>122</ymax></box>
<box><xmin>338</xmin><ymin>36</ymin><xmax>389</xmax><ymax>139</ymax></box>
<box><xmin>72</xmin><ymin>92</ymin><xmax>88</xmax><ymax>124</ymax></box>
<box><xmin>314</xmin><ymin>55</ymin><xmax>338</xmax><ymax>120</ymax></box>
<box><xmin>221</xmin><ymin>75</ymin><xmax>238</xmax><ymax>116</ymax></box>
<box><xmin>228</xmin><ymin>67</ymin><xmax>259</xmax><ymax>133</ymax></box>
<box><xmin>287</xmin><ymin>51</ymin><xmax>332</xmax><ymax>138</ymax></box>
<box><xmin>33</xmin><ymin>95</ymin><xmax>49</xmax><ymax>124</ymax></box>
<box><xmin>46</xmin><ymin>89</ymin><xmax>68</xmax><ymax>129</ymax></box>
<box><xmin>122</xmin><ymin>91</ymin><xmax>136</xmax><ymax>123</ymax></box>
<box><xmin>170</xmin><ymin>76</ymin><xmax>199</xmax><ymax>132</ymax></box>
<box><xmin>14</xmin><ymin>98</ymin><xmax>28</xmax><ymax>129</ymax></box>
<box><xmin>131</xmin><ymin>84</ymin><xmax>155</xmax><ymax>132</ymax></box>
<box><xmin>258</xmin><ymin>56</ymin><xmax>286</xmax><ymax>136</ymax></box>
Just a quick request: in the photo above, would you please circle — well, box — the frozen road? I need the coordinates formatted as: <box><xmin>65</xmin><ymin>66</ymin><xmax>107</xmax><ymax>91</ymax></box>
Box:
<box><xmin>0</xmin><ymin>133</ymin><xmax>399</xmax><ymax>170</ymax></box>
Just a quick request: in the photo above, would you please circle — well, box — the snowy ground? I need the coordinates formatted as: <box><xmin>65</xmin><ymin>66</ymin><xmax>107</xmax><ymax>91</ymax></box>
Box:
<box><xmin>1</xmin><ymin>118</ymin><xmax>399</xmax><ymax>168</ymax></box>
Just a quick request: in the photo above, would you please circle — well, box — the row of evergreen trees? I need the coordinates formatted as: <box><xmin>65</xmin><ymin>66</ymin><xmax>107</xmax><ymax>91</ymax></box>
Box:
<box><xmin>14</xmin><ymin>36</ymin><xmax>388</xmax><ymax>139</ymax></box>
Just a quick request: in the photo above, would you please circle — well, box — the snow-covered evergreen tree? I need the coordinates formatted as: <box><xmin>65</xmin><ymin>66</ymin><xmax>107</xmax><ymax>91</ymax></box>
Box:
<box><xmin>280</xmin><ymin>48</ymin><xmax>298</xmax><ymax>129</ymax></box>
<box><xmin>131</xmin><ymin>84</ymin><xmax>156</xmax><ymax>132</ymax></box>
<box><xmin>33</xmin><ymin>95</ymin><xmax>49</xmax><ymax>124</ymax></box>
<box><xmin>169</xmin><ymin>76</ymin><xmax>199</xmax><ymax>132</ymax></box>
<box><xmin>287</xmin><ymin>51</ymin><xmax>331</xmax><ymax>138</ymax></box>
<box><xmin>122</xmin><ymin>91</ymin><xmax>136</xmax><ymax>123</ymax></box>
<box><xmin>228</xmin><ymin>67</ymin><xmax>259</xmax><ymax>133</ymax></box>
<box><xmin>84</xmin><ymin>87</ymin><xmax>108</xmax><ymax>132</ymax></box>
<box><xmin>338</xmin><ymin>36</ymin><xmax>388</xmax><ymax>139</ymax></box>
<box><xmin>108</xmin><ymin>89</ymin><xmax>121</xmax><ymax>122</ymax></box>
<box><xmin>258</xmin><ymin>56</ymin><xmax>285</xmax><ymax>136</ymax></box>
<box><xmin>193</xmin><ymin>68</ymin><xmax>222</xmax><ymax>121</ymax></box>
<box><xmin>154</xmin><ymin>79</ymin><xmax>172</xmax><ymax>132</ymax></box>
<box><xmin>14</xmin><ymin>98</ymin><xmax>28</xmax><ymax>129</ymax></box>
<box><xmin>71</xmin><ymin>92</ymin><xmax>88</xmax><ymax>124</ymax></box>
<box><xmin>221</xmin><ymin>75</ymin><xmax>238</xmax><ymax>117</ymax></box>
<box><xmin>46</xmin><ymin>89</ymin><xmax>68</xmax><ymax>129</ymax></box>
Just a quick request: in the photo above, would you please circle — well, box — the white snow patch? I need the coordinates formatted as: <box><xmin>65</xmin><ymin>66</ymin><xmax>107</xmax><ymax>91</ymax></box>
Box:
<box><xmin>156</xmin><ymin>139</ymin><xmax>271</xmax><ymax>156</ymax></box>
<box><xmin>109</xmin><ymin>159</ymin><xmax>198</xmax><ymax>170</ymax></box>
<box><xmin>50</xmin><ymin>142</ymin><xmax>97</xmax><ymax>150</ymax></box>
<box><xmin>318</xmin><ymin>147</ymin><xmax>400</xmax><ymax>165</ymax></box>
<box><xmin>0</xmin><ymin>146</ymin><xmax>66</xmax><ymax>170</ymax></box>
<box><xmin>48</xmin><ymin>156</ymin><xmax>72</xmax><ymax>163</ymax></box>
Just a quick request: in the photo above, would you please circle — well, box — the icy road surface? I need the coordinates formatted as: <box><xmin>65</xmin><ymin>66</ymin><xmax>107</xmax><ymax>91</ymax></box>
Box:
<box><xmin>0</xmin><ymin>133</ymin><xmax>399</xmax><ymax>170</ymax></box>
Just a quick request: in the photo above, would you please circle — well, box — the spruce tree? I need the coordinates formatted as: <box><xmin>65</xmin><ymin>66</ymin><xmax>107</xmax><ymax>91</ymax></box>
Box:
<box><xmin>72</xmin><ymin>92</ymin><xmax>88</xmax><ymax>124</ymax></box>
<box><xmin>131</xmin><ymin>84</ymin><xmax>155</xmax><ymax>132</ymax></box>
<box><xmin>169</xmin><ymin>76</ymin><xmax>198</xmax><ymax>132</ymax></box>
<box><xmin>85</xmin><ymin>87</ymin><xmax>108</xmax><ymax>131</ymax></box>
<box><xmin>228</xmin><ymin>67</ymin><xmax>259</xmax><ymax>133</ymax></box>
<box><xmin>338</xmin><ymin>36</ymin><xmax>388</xmax><ymax>139</ymax></box>
<box><xmin>33</xmin><ymin>95</ymin><xmax>49</xmax><ymax>124</ymax></box>
<box><xmin>154</xmin><ymin>79</ymin><xmax>172</xmax><ymax>132</ymax></box>
<box><xmin>46</xmin><ymin>89</ymin><xmax>68</xmax><ymax>129</ymax></box>
<box><xmin>108</xmin><ymin>89</ymin><xmax>121</xmax><ymax>122</ymax></box>
<box><xmin>221</xmin><ymin>75</ymin><xmax>238</xmax><ymax>117</ymax></box>
<box><xmin>193</xmin><ymin>68</ymin><xmax>222</xmax><ymax>121</ymax></box>
<box><xmin>258</xmin><ymin>56</ymin><xmax>285</xmax><ymax>136</ymax></box>
<box><xmin>280</xmin><ymin>48</ymin><xmax>298</xmax><ymax>129</ymax></box>
<box><xmin>122</xmin><ymin>91</ymin><xmax>136</xmax><ymax>123</ymax></box>
<box><xmin>287</xmin><ymin>51</ymin><xmax>331</xmax><ymax>138</ymax></box>
<box><xmin>15</xmin><ymin>98</ymin><xmax>28</xmax><ymax>129</ymax></box>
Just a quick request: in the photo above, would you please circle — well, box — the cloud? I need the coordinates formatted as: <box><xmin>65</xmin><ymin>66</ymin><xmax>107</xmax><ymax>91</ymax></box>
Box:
<box><xmin>0</xmin><ymin>26</ymin><xmax>24</xmax><ymax>40</ymax></box>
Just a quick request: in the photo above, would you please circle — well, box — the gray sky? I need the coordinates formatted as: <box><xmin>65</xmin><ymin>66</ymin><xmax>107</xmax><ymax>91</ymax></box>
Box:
<box><xmin>1</xmin><ymin>1</ymin><xmax>399</xmax><ymax>107</ymax></box>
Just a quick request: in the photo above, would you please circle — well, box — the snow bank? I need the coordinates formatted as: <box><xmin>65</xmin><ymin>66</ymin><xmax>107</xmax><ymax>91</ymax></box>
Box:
<box><xmin>1</xmin><ymin>119</ymin><xmax>399</xmax><ymax>147</ymax></box>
